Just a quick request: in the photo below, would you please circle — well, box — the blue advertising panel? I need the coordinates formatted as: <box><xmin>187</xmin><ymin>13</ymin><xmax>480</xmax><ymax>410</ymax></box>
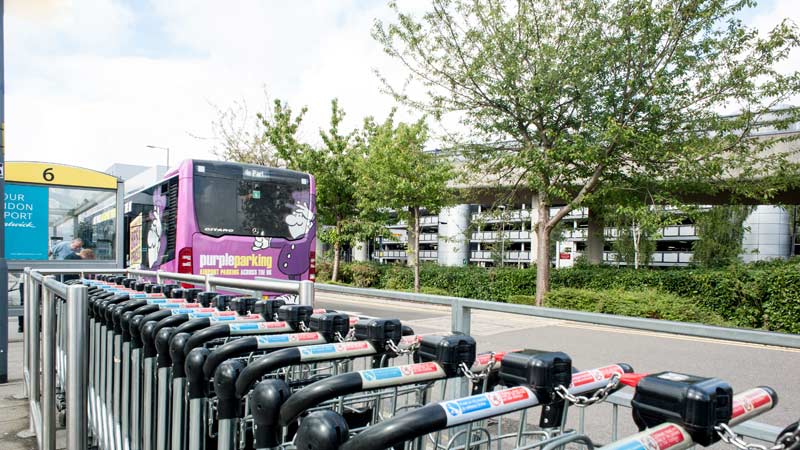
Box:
<box><xmin>4</xmin><ymin>183</ymin><xmax>49</xmax><ymax>260</ymax></box>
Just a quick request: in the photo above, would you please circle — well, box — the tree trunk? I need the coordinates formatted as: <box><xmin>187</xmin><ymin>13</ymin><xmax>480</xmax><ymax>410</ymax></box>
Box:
<box><xmin>534</xmin><ymin>201</ymin><xmax>551</xmax><ymax>306</ymax></box>
<box><xmin>331</xmin><ymin>241</ymin><xmax>341</xmax><ymax>281</ymax></box>
<box><xmin>413</xmin><ymin>207</ymin><xmax>421</xmax><ymax>293</ymax></box>
<box><xmin>331</xmin><ymin>221</ymin><xmax>342</xmax><ymax>282</ymax></box>
<box><xmin>633</xmin><ymin>222</ymin><xmax>640</xmax><ymax>270</ymax></box>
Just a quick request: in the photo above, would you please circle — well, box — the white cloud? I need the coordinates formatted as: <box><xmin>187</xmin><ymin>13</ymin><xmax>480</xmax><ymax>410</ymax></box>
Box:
<box><xmin>6</xmin><ymin>0</ymin><xmax>425</xmax><ymax>172</ymax></box>
<box><xmin>5</xmin><ymin>0</ymin><xmax>798</xmax><ymax>175</ymax></box>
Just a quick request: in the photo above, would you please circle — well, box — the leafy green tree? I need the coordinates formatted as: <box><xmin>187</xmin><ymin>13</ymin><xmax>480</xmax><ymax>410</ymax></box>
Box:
<box><xmin>692</xmin><ymin>205</ymin><xmax>755</xmax><ymax>267</ymax></box>
<box><xmin>358</xmin><ymin>115</ymin><xmax>456</xmax><ymax>292</ymax></box>
<box><xmin>259</xmin><ymin>99</ymin><xmax>380</xmax><ymax>282</ymax></box>
<box><xmin>606</xmin><ymin>205</ymin><xmax>677</xmax><ymax>269</ymax></box>
<box><xmin>374</xmin><ymin>0</ymin><xmax>800</xmax><ymax>305</ymax></box>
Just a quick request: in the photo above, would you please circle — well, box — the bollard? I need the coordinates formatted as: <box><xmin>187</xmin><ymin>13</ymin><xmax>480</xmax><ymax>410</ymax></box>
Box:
<box><xmin>299</xmin><ymin>280</ymin><xmax>314</xmax><ymax>307</ymax></box>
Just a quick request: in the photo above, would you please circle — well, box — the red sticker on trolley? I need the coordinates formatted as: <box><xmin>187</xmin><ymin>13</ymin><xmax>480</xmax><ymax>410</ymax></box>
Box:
<box><xmin>570</xmin><ymin>365</ymin><xmax>623</xmax><ymax>387</ymax></box>
<box><xmin>214</xmin><ymin>311</ymin><xmax>237</xmax><ymax>316</ymax></box>
<box><xmin>313</xmin><ymin>308</ymin><xmax>327</xmax><ymax>314</ymax></box>
<box><xmin>400</xmin><ymin>362</ymin><xmax>440</xmax><ymax>376</ymax></box>
<box><xmin>496</xmin><ymin>386</ymin><xmax>531</xmax><ymax>404</ymax></box>
<box><xmin>298</xmin><ymin>332</ymin><xmax>322</xmax><ymax>341</ymax></box>
<box><xmin>349</xmin><ymin>317</ymin><xmax>359</xmax><ymax>326</ymax></box>
<box><xmin>732</xmin><ymin>389</ymin><xmax>772</xmax><ymax>418</ymax></box>
<box><xmin>266</xmin><ymin>321</ymin><xmax>289</xmax><ymax>328</ymax></box>
<box><xmin>335</xmin><ymin>341</ymin><xmax>371</xmax><ymax>351</ymax></box>
<box><xmin>645</xmin><ymin>424</ymin><xmax>686</xmax><ymax>450</ymax></box>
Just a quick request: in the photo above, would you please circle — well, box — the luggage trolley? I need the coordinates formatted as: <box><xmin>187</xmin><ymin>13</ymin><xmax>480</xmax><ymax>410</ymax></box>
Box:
<box><xmin>292</xmin><ymin>349</ymin><xmax>632</xmax><ymax>450</ymax></box>
<box><xmin>184</xmin><ymin>308</ymin><xmax>352</xmax><ymax>450</ymax></box>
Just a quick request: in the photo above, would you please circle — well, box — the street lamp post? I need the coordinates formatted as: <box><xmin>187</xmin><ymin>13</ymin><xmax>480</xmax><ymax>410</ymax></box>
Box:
<box><xmin>146</xmin><ymin>145</ymin><xmax>170</xmax><ymax>168</ymax></box>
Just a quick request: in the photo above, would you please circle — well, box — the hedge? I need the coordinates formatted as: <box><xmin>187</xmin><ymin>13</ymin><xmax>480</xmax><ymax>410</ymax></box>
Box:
<box><xmin>315</xmin><ymin>258</ymin><xmax>800</xmax><ymax>333</ymax></box>
<box><xmin>533</xmin><ymin>288</ymin><xmax>730</xmax><ymax>326</ymax></box>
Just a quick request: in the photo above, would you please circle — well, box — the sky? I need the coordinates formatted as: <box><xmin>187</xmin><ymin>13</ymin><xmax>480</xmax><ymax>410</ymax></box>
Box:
<box><xmin>5</xmin><ymin>0</ymin><xmax>799</xmax><ymax>172</ymax></box>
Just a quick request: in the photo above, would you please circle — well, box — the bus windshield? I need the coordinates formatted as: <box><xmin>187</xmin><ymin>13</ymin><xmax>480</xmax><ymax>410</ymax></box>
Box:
<box><xmin>193</xmin><ymin>162</ymin><xmax>311</xmax><ymax>239</ymax></box>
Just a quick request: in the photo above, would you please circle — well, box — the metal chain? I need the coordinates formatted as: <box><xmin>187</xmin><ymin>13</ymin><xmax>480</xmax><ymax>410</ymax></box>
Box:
<box><xmin>776</xmin><ymin>422</ymin><xmax>800</xmax><ymax>450</ymax></box>
<box><xmin>334</xmin><ymin>329</ymin><xmax>357</xmax><ymax>342</ymax></box>
<box><xmin>554</xmin><ymin>373</ymin><xmax>620</xmax><ymax>408</ymax></box>
<box><xmin>716</xmin><ymin>421</ymin><xmax>800</xmax><ymax>450</ymax></box>
<box><xmin>459</xmin><ymin>361</ymin><xmax>489</xmax><ymax>383</ymax></box>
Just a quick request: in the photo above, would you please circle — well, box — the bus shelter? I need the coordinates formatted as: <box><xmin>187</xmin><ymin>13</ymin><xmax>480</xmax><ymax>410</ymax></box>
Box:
<box><xmin>4</xmin><ymin>162</ymin><xmax>125</xmax><ymax>270</ymax></box>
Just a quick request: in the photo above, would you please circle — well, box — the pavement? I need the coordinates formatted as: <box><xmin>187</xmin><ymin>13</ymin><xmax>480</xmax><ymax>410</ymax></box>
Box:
<box><xmin>0</xmin><ymin>320</ymin><xmax>37</xmax><ymax>450</ymax></box>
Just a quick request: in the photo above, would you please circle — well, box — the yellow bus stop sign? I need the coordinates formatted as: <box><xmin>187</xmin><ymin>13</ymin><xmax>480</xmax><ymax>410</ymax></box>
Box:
<box><xmin>5</xmin><ymin>161</ymin><xmax>118</xmax><ymax>190</ymax></box>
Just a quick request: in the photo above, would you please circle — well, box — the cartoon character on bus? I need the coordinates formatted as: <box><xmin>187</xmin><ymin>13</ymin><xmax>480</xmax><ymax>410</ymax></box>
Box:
<box><xmin>147</xmin><ymin>189</ymin><xmax>167</xmax><ymax>269</ymax></box>
<box><xmin>252</xmin><ymin>201</ymin><xmax>315</xmax><ymax>280</ymax></box>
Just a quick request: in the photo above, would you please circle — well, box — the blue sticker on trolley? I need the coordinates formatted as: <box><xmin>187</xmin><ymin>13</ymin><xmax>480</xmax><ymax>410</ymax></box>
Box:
<box><xmin>361</xmin><ymin>367</ymin><xmax>403</xmax><ymax>382</ymax></box>
<box><xmin>444</xmin><ymin>396</ymin><xmax>491</xmax><ymax>418</ymax></box>
<box><xmin>615</xmin><ymin>442</ymin><xmax>646</xmax><ymax>450</ymax></box>
<box><xmin>147</xmin><ymin>299</ymin><xmax>167</xmax><ymax>304</ymax></box>
<box><xmin>188</xmin><ymin>312</ymin><xmax>214</xmax><ymax>318</ymax></box>
<box><xmin>299</xmin><ymin>344</ymin><xmax>336</xmax><ymax>356</ymax></box>
<box><xmin>441</xmin><ymin>387</ymin><xmax>536</xmax><ymax>426</ymax></box>
<box><xmin>210</xmin><ymin>316</ymin><xmax>237</xmax><ymax>322</ymax></box>
<box><xmin>230</xmin><ymin>323</ymin><xmax>260</xmax><ymax>332</ymax></box>
<box><xmin>257</xmin><ymin>335</ymin><xmax>290</xmax><ymax>344</ymax></box>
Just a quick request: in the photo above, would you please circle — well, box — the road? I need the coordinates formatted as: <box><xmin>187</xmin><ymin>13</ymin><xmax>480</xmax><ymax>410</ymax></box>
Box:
<box><xmin>317</xmin><ymin>290</ymin><xmax>799</xmax><ymax>442</ymax></box>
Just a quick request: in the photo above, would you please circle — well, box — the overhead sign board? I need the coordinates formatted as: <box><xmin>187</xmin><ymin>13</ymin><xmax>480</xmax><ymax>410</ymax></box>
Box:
<box><xmin>4</xmin><ymin>183</ymin><xmax>49</xmax><ymax>259</ymax></box>
<box><xmin>5</xmin><ymin>161</ymin><xmax>118</xmax><ymax>189</ymax></box>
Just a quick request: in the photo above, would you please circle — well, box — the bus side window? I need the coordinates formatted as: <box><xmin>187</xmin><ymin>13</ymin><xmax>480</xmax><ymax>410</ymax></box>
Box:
<box><xmin>160</xmin><ymin>177</ymin><xmax>179</xmax><ymax>264</ymax></box>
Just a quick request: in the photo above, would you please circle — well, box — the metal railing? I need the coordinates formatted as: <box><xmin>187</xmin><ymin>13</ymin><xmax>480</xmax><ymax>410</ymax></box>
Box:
<box><xmin>21</xmin><ymin>266</ymin><xmax>315</xmax><ymax>450</ymax></box>
<box><xmin>126</xmin><ymin>268</ymin><xmax>314</xmax><ymax>305</ymax></box>
<box><xmin>23</xmin><ymin>268</ymin><xmax>97</xmax><ymax>450</ymax></box>
<box><xmin>314</xmin><ymin>282</ymin><xmax>798</xmax><ymax>444</ymax></box>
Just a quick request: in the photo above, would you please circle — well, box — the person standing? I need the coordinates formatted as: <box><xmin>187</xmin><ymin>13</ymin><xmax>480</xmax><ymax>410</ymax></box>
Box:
<box><xmin>50</xmin><ymin>238</ymin><xmax>83</xmax><ymax>260</ymax></box>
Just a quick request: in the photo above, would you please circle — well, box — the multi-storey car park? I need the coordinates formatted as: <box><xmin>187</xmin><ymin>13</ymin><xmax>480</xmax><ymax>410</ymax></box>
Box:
<box><xmin>362</xmin><ymin>109</ymin><xmax>800</xmax><ymax>268</ymax></box>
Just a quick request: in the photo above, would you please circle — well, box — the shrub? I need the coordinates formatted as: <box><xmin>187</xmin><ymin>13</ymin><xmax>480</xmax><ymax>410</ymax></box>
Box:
<box><xmin>545</xmin><ymin>288</ymin><xmax>730</xmax><ymax>326</ymax></box>
<box><xmin>382</xmin><ymin>264</ymin><xmax>414</xmax><ymax>290</ymax></box>
<box><xmin>348</xmin><ymin>263</ymin><xmax>382</xmax><ymax>288</ymax></box>
<box><xmin>761</xmin><ymin>265</ymin><xmax>800</xmax><ymax>334</ymax></box>
<box><xmin>316</xmin><ymin>260</ymin><xmax>332</xmax><ymax>282</ymax></box>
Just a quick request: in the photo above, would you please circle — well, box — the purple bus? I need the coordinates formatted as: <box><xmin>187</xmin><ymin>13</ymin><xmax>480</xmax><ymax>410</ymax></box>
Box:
<box><xmin>125</xmin><ymin>159</ymin><xmax>317</xmax><ymax>284</ymax></box>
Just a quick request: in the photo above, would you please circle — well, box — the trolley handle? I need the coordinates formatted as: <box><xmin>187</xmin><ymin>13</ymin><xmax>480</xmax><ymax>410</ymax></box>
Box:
<box><xmin>335</xmin><ymin>363</ymin><xmax>628</xmax><ymax>450</ymax></box>
<box><xmin>280</xmin><ymin>346</ymin><xmax>507</xmax><ymax>426</ymax></box>
<box><xmin>201</xmin><ymin>331</ymin><xmax>328</xmax><ymax>380</ymax></box>
<box><xmin>233</xmin><ymin>340</ymin><xmax>379</xmax><ymax>399</ymax></box>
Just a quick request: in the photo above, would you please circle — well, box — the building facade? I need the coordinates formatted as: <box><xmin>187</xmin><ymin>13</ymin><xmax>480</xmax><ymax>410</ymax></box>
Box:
<box><xmin>368</xmin><ymin>204</ymin><xmax>799</xmax><ymax>267</ymax></box>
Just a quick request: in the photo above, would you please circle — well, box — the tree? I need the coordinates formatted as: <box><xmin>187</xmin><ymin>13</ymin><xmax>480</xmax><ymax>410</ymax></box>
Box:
<box><xmin>692</xmin><ymin>205</ymin><xmax>755</xmax><ymax>267</ymax></box>
<box><xmin>606</xmin><ymin>205</ymin><xmax>678</xmax><ymax>269</ymax></box>
<box><xmin>358</xmin><ymin>115</ymin><xmax>456</xmax><ymax>292</ymax></box>
<box><xmin>374</xmin><ymin>0</ymin><xmax>800</xmax><ymax>305</ymax></box>
<box><xmin>260</xmin><ymin>99</ymin><xmax>380</xmax><ymax>282</ymax></box>
<box><xmin>204</xmin><ymin>92</ymin><xmax>286</xmax><ymax>167</ymax></box>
